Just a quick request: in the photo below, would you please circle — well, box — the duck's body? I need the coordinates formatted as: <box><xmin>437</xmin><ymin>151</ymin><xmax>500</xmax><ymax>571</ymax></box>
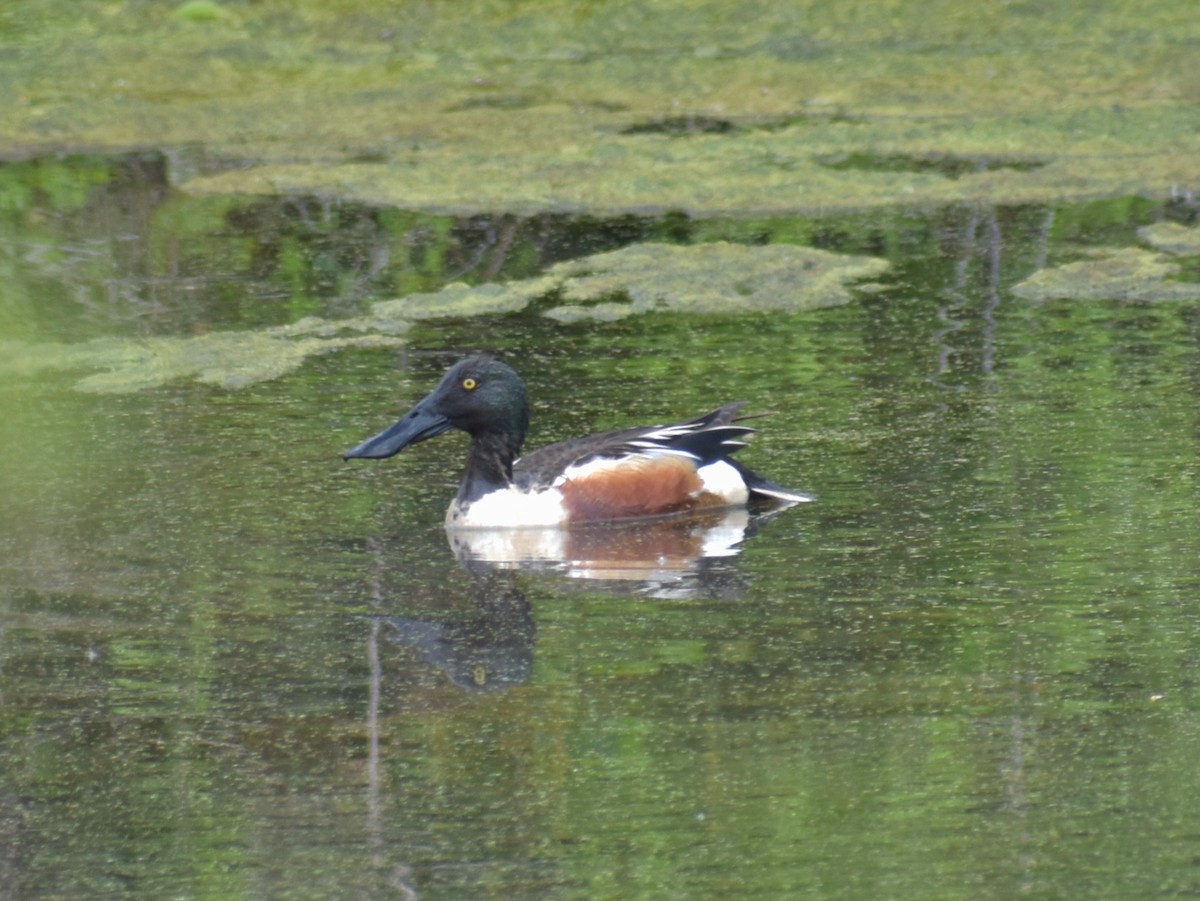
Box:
<box><xmin>344</xmin><ymin>355</ymin><xmax>811</xmax><ymax>529</ymax></box>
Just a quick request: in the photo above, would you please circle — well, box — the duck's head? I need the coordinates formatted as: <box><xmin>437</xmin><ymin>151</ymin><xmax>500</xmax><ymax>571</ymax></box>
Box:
<box><xmin>343</xmin><ymin>355</ymin><xmax>529</xmax><ymax>461</ymax></box>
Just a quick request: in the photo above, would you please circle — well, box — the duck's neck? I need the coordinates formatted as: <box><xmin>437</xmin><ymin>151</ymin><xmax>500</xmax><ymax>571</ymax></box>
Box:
<box><xmin>458</xmin><ymin>430</ymin><xmax>522</xmax><ymax>504</ymax></box>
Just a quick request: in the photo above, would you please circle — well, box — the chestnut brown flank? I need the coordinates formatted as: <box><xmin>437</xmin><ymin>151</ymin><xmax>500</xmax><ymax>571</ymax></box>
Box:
<box><xmin>559</xmin><ymin>455</ymin><xmax>723</xmax><ymax>521</ymax></box>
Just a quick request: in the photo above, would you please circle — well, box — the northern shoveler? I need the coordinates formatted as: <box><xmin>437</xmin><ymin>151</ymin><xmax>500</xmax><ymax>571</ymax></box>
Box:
<box><xmin>344</xmin><ymin>355</ymin><xmax>812</xmax><ymax>528</ymax></box>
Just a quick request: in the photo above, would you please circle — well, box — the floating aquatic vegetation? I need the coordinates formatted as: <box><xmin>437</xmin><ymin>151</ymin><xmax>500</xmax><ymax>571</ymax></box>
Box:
<box><xmin>370</xmin><ymin>279</ymin><xmax>558</xmax><ymax>320</ymax></box>
<box><xmin>1137</xmin><ymin>222</ymin><xmax>1200</xmax><ymax>256</ymax></box>
<box><xmin>0</xmin><ymin>329</ymin><xmax>406</xmax><ymax>394</ymax></box>
<box><xmin>4</xmin><ymin>2</ymin><xmax>1198</xmax><ymax>215</ymax></box>
<box><xmin>544</xmin><ymin>302</ymin><xmax>635</xmax><ymax>324</ymax></box>
<box><xmin>0</xmin><ymin>241</ymin><xmax>887</xmax><ymax>391</ymax></box>
<box><xmin>1012</xmin><ymin>247</ymin><xmax>1200</xmax><ymax>303</ymax></box>
<box><xmin>341</xmin><ymin>241</ymin><xmax>887</xmax><ymax>324</ymax></box>
<box><xmin>540</xmin><ymin>242</ymin><xmax>888</xmax><ymax>320</ymax></box>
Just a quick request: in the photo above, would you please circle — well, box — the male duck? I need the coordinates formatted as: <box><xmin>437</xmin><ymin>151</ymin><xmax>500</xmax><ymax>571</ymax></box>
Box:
<box><xmin>344</xmin><ymin>355</ymin><xmax>812</xmax><ymax>529</ymax></box>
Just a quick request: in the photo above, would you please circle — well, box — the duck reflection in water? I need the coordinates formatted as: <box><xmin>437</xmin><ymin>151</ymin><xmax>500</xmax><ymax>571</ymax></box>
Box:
<box><xmin>447</xmin><ymin>504</ymin><xmax>787</xmax><ymax>598</ymax></box>
<box><xmin>378</xmin><ymin>563</ymin><xmax>535</xmax><ymax>693</ymax></box>
<box><xmin>369</xmin><ymin>504</ymin><xmax>796</xmax><ymax>693</ymax></box>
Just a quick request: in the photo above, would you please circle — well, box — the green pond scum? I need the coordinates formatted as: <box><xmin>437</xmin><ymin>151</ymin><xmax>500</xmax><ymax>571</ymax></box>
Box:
<box><xmin>1013</xmin><ymin>245</ymin><xmax>1200</xmax><ymax>304</ymax></box>
<box><xmin>0</xmin><ymin>331</ymin><xmax>407</xmax><ymax>393</ymax></box>
<box><xmin>0</xmin><ymin>145</ymin><xmax>1196</xmax><ymax>393</ymax></box>
<box><xmin>1139</xmin><ymin>221</ymin><xmax>1200</xmax><ymax>256</ymax></box>
<box><xmin>0</xmin><ymin>241</ymin><xmax>887</xmax><ymax>391</ymax></box>
<box><xmin>1</xmin><ymin>0</ymin><xmax>1196</xmax><ymax>215</ymax></box>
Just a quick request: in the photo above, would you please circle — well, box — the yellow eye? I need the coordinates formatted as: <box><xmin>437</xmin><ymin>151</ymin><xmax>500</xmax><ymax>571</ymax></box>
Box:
<box><xmin>462</xmin><ymin>377</ymin><xmax>477</xmax><ymax>391</ymax></box>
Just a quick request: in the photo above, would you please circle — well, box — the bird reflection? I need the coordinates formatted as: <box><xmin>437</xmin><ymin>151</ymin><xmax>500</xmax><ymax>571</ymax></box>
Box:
<box><xmin>368</xmin><ymin>504</ymin><xmax>790</xmax><ymax>692</ymax></box>
<box><xmin>447</xmin><ymin>506</ymin><xmax>776</xmax><ymax>599</ymax></box>
<box><xmin>378</xmin><ymin>566</ymin><xmax>534</xmax><ymax>693</ymax></box>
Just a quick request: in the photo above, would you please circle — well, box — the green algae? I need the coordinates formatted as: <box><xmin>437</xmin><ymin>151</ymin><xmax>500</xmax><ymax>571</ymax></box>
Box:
<box><xmin>174</xmin><ymin>109</ymin><xmax>1200</xmax><ymax>216</ymax></box>
<box><xmin>0</xmin><ymin>239</ymin><xmax>885</xmax><ymax>391</ymax></box>
<box><xmin>539</xmin><ymin>241</ymin><xmax>888</xmax><ymax>319</ymax></box>
<box><xmin>3</xmin><ymin>1</ymin><xmax>1198</xmax><ymax>216</ymax></box>
<box><xmin>544</xmin><ymin>302</ymin><xmax>634</xmax><ymax>324</ymax></box>
<box><xmin>0</xmin><ymin>329</ymin><xmax>406</xmax><ymax>394</ymax></box>
<box><xmin>1012</xmin><ymin>247</ymin><xmax>1200</xmax><ymax>304</ymax></box>
<box><xmin>1138</xmin><ymin>222</ymin><xmax>1200</xmax><ymax>257</ymax></box>
<box><xmin>364</xmin><ymin>241</ymin><xmax>889</xmax><ymax>323</ymax></box>
<box><xmin>370</xmin><ymin>279</ymin><xmax>558</xmax><ymax>320</ymax></box>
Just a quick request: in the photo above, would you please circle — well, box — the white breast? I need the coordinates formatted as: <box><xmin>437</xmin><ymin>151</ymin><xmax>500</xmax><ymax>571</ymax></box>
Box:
<box><xmin>445</xmin><ymin>486</ymin><xmax>568</xmax><ymax>529</ymax></box>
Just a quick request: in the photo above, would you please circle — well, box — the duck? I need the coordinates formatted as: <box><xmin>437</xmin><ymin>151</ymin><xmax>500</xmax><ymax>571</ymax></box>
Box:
<box><xmin>343</xmin><ymin>355</ymin><xmax>812</xmax><ymax>529</ymax></box>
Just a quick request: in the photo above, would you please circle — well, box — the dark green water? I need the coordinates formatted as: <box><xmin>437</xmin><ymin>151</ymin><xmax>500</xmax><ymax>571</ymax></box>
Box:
<box><xmin>2</xmin><ymin>154</ymin><xmax>1199</xmax><ymax>899</ymax></box>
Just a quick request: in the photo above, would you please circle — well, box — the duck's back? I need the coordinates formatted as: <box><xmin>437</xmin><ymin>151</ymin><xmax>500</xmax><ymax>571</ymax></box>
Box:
<box><xmin>512</xmin><ymin>404</ymin><xmax>750</xmax><ymax>492</ymax></box>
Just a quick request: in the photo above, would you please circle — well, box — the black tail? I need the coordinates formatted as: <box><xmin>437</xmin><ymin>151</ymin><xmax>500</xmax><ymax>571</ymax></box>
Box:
<box><xmin>729</xmin><ymin>459</ymin><xmax>815</xmax><ymax>504</ymax></box>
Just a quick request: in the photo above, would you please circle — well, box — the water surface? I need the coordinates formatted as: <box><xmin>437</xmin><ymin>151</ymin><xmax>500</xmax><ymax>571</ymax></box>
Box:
<box><xmin>2</xmin><ymin>155</ymin><xmax>1199</xmax><ymax>898</ymax></box>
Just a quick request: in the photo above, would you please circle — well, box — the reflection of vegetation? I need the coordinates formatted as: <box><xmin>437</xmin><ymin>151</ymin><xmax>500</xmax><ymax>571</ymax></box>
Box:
<box><xmin>5</xmin><ymin>151</ymin><xmax>1196</xmax><ymax>398</ymax></box>
<box><xmin>0</xmin><ymin>152</ymin><xmax>706</xmax><ymax>342</ymax></box>
<box><xmin>1</xmin><ymin>240</ymin><xmax>886</xmax><ymax>390</ymax></box>
<box><xmin>0</xmin><ymin>152</ymin><xmax>118</xmax><ymax>213</ymax></box>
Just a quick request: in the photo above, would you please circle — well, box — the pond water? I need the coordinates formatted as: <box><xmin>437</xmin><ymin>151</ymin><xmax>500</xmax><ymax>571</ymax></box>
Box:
<box><xmin>2</xmin><ymin>153</ymin><xmax>1200</xmax><ymax>899</ymax></box>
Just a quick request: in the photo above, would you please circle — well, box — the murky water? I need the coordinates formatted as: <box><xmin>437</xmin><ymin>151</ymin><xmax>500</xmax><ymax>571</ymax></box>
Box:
<box><xmin>2</xmin><ymin>154</ymin><xmax>1200</xmax><ymax>898</ymax></box>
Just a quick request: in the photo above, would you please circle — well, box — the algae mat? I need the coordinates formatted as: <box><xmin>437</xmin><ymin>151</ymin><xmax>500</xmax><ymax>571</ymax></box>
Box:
<box><xmin>3</xmin><ymin>1</ymin><xmax>1198</xmax><ymax>214</ymax></box>
<box><xmin>0</xmin><ymin>241</ymin><xmax>887</xmax><ymax>392</ymax></box>
<box><xmin>1013</xmin><ymin>226</ymin><xmax>1200</xmax><ymax>304</ymax></box>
